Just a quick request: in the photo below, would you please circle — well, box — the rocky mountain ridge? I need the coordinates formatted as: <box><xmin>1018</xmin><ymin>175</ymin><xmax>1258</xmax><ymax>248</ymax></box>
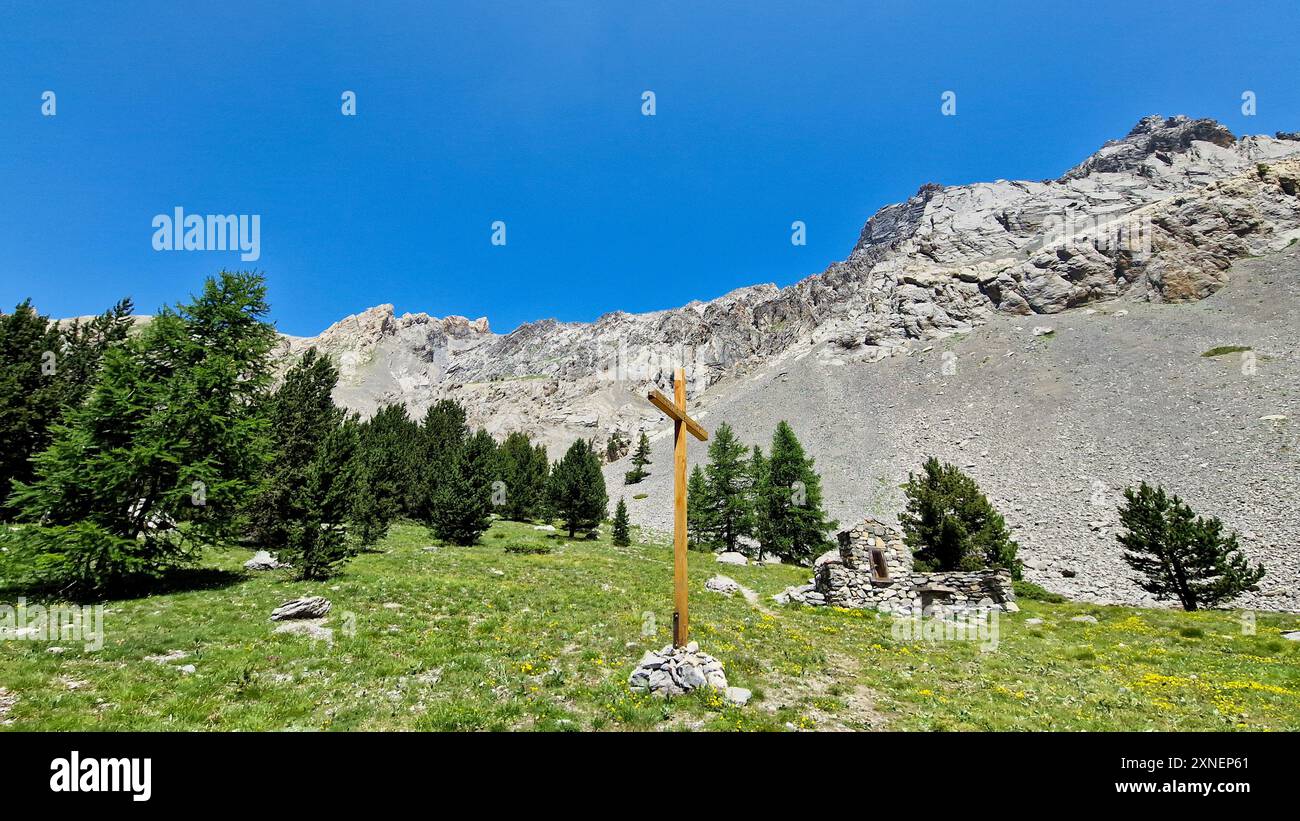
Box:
<box><xmin>281</xmin><ymin>116</ymin><xmax>1300</xmax><ymax>458</ymax></box>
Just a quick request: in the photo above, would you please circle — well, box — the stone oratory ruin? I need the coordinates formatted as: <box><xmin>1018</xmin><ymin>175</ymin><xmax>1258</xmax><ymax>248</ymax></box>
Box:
<box><xmin>783</xmin><ymin>517</ymin><xmax>1018</xmax><ymax>616</ymax></box>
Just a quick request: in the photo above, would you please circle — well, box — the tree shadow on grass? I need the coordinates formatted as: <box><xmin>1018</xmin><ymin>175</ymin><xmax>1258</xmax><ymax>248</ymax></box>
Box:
<box><xmin>0</xmin><ymin>566</ymin><xmax>247</xmax><ymax>606</ymax></box>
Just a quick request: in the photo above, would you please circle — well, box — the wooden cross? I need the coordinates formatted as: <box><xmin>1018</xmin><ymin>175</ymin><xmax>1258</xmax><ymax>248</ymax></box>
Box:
<box><xmin>647</xmin><ymin>367</ymin><xmax>708</xmax><ymax>647</ymax></box>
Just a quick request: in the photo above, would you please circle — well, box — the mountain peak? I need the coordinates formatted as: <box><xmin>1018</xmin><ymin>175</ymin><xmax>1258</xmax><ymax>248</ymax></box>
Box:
<box><xmin>1063</xmin><ymin>114</ymin><xmax>1237</xmax><ymax>180</ymax></box>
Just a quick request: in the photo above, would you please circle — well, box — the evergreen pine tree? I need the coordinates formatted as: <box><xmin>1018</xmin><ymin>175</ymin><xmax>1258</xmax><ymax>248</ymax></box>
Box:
<box><xmin>1117</xmin><ymin>482</ymin><xmax>1265</xmax><ymax>611</ymax></box>
<box><xmin>605</xmin><ymin>430</ymin><xmax>628</xmax><ymax>462</ymax></box>
<box><xmin>532</xmin><ymin>443</ymin><xmax>552</xmax><ymax>520</ymax></box>
<box><xmin>428</xmin><ymin>428</ymin><xmax>497</xmax><ymax>545</ymax></box>
<box><xmin>746</xmin><ymin>445</ymin><xmax>768</xmax><ymax>557</ymax></box>
<box><xmin>3</xmin><ymin>272</ymin><xmax>275</xmax><ymax>593</ymax></box>
<box><xmin>624</xmin><ymin>431</ymin><xmax>652</xmax><ymax>484</ymax></box>
<box><xmin>499</xmin><ymin>431</ymin><xmax>549</xmax><ymax>521</ymax></box>
<box><xmin>246</xmin><ymin>348</ymin><xmax>341</xmax><ymax>550</ymax></box>
<box><xmin>547</xmin><ymin>439</ymin><xmax>608</xmax><ymax>537</ymax></box>
<box><xmin>899</xmin><ymin>454</ymin><xmax>1019</xmax><ymax>576</ymax></box>
<box><xmin>701</xmin><ymin>422</ymin><xmax>754</xmax><ymax>552</ymax></box>
<box><xmin>748</xmin><ymin>445</ymin><xmax>767</xmax><ymax>490</ymax></box>
<box><xmin>687</xmin><ymin>464</ymin><xmax>711</xmax><ymax>551</ymax></box>
<box><xmin>0</xmin><ymin>301</ymin><xmax>61</xmax><ymax>518</ymax></box>
<box><xmin>286</xmin><ymin>414</ymin><xmax>361</xmax><ymax>579</ymax></box>
<box><xmin>413</xmin><ymin>399</ymin><xmax>468</xmax><ymax>519</ymax></box>
<box><xmin>611</xmin><ymin>497</ymin><xmax>631</xmax><ymax>546</ymax></box>
<box><xmin>46</xmin><ymin>298</ymin><xmax>136</xmax><ymax>412</ymax></box>
<box><xmin>754</xmin><ymin>421</ymin><xmax>837</xmax><ymax>564</ymax></box>
<box><xmin>162</xmin><ymin>273</ymin><xmax>279</xmax><ymax>539</ymax></box>
<box><xmin>899</xmin><ymin>457</ymin><xmax>1021</xmax><ymax>577</ymax></box>
<box><xmin>350</xmin><ymin>403</ymin><xmax>419</xmax><ymax>546</ymax></box>
<box><xmin>0</xmin><ymin>298</ymin><xmax>133</xmax><ymax>518</ymax></box>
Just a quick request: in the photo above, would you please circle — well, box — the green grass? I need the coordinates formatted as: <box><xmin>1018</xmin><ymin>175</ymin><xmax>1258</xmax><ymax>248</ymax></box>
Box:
<box><xmin>1201</xmin><ymin>345</ymin><xmax>1252</xmax><ymax>357</ymax></box>
<box><xmin>503</xmin><ymin>541</ymin><xmax>552</xmax><ymax>555</ymax></box>
<box><xmin>2</xmin><ymin>520</ymin><xmax>1297</xmax><ymax>731</ymax></box>
<box><xmin>1013</xmin><ymin>579</ymin><xmax>1067</xmax><ymax>603</ymax></box>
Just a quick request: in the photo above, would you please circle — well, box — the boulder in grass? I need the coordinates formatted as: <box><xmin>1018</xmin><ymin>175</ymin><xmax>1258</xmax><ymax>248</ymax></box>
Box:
<box><xmin>244</xmin><ymin>550</ymin><xmax>289</xmax><ymax>571</ymax></box>
<box><xmin>705</xmin><ymin>575</ymin><xmax>741</xmax><ymax>596</ymax></box>
<box><xmin>724</xmin><ymin>686</ymin><xmax>751</xmax><ymax>706</ymax></box>
<box><xmin>270</xmin><ymin>596</ymin><xmax>331</xmax><ymax>621</ymax></box>
<box><xmin>716</xmin><ymin>552</ymin><xmax>748</xmax><ymax>566</ymax></box>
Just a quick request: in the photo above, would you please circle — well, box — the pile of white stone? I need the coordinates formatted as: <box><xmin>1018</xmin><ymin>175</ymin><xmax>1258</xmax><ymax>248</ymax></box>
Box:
<box><xmin>628</xmin><ymin>642</ymin><xmax>750</xmax><ymax>705</ymax></box>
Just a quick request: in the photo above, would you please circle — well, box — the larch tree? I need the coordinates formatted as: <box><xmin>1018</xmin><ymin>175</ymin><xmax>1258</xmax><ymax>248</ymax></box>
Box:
<box><xmin>700</xmin><ymin>422</ymin><xmax>754</xmax><ymax>553</ymax></box>
<box><xmin>3</xmin><ymin>272</ymin><xmax>276</xmax><ymax>593</ymax></box>
<box><xmin>753</xmin><ymin>421</ymin><xmax>837</xmax><ymax>564</ymax></box>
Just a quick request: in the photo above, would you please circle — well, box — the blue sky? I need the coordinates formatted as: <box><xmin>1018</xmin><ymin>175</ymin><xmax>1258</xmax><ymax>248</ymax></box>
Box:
<box><xmin>2</xmin><ymin>1</ymin><xmax>1297</xmax><ymax>335</ymax></box>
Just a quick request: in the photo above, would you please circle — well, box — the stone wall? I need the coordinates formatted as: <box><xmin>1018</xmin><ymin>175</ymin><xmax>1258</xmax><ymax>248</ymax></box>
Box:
<box><xmin>836</xmin><ymin>518</ymin><xmax>911</xmax><ymax>580</ymax></box>
<box><xmin>808</xmin><ymin>517</ymin><xmax>1018</xmax><ymax>616</ymax></box>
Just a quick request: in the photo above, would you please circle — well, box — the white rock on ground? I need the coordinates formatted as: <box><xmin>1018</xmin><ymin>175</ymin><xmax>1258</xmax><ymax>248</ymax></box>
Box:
<box><xmin>705</xmin><ymin>574</ymin><xmax>759</xmax><ymax>603</ymax></box>
<box><xmin>724</xmin><ymin>687</ymin><xmax>752</xmax><ymax>706</ymax></box>
<box><xmin>244</xmin><ymin>550</ymin><xmax>289</xmax><ymax>571</ymax></box>
<box><xmin>774</xmin><ymin>583</ymin><xmax>819</xmax><ymax>605</ymax></box>
<box><xmin>270</xmin><ymin>596</ymin><xmax>332</xmax><ymax>621</ymax></box>
<box><xmin>705</xmin><ymin>575</ymin><xmax>741</xmax><ymax>595</ymax></box>
<box><xmin>144</xmin><ymin>649</ymin><xmax>189</xmax><ymax>664</ymax></box>
<box><xmin>716</xmin><ymin>552</ymin><xmax>748</xmax><ymax>566</ymax></box>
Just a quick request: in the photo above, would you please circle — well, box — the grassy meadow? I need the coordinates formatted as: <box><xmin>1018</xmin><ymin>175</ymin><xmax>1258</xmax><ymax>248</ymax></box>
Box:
<box><xmin>2</xmin><ymin>519</ymin><xmax>1298</xmax><ymax>731</ymax></box>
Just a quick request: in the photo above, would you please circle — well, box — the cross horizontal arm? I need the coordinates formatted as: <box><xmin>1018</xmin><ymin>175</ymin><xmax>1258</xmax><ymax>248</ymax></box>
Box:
<box><xmin>647</xmin><ymin>389</ymin><xmax>708</xmax><ymax>441</ymax></box>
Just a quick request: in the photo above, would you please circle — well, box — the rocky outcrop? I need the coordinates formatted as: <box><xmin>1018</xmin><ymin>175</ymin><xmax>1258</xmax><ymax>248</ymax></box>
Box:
<box><xmin>625</xmin><ymin>238</ymin><xmax>1300</xmax><ymax>613</ymax></box>
<box><xmin>1060</xmin><ymin>115</ymin><xmax>1237</xmax><ymax>180</ymax></box>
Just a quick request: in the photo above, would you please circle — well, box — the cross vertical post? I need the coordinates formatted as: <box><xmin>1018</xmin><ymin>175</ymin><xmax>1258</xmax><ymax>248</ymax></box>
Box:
<box><xmin>646</xmin><ymin>366</ymin><xmax>708</xmax><ymax>648</ymax></box>
<box><xmin>672</xmin><ymin>369</ymin><xmax>688</xmax><ymax>646</ymax></box>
